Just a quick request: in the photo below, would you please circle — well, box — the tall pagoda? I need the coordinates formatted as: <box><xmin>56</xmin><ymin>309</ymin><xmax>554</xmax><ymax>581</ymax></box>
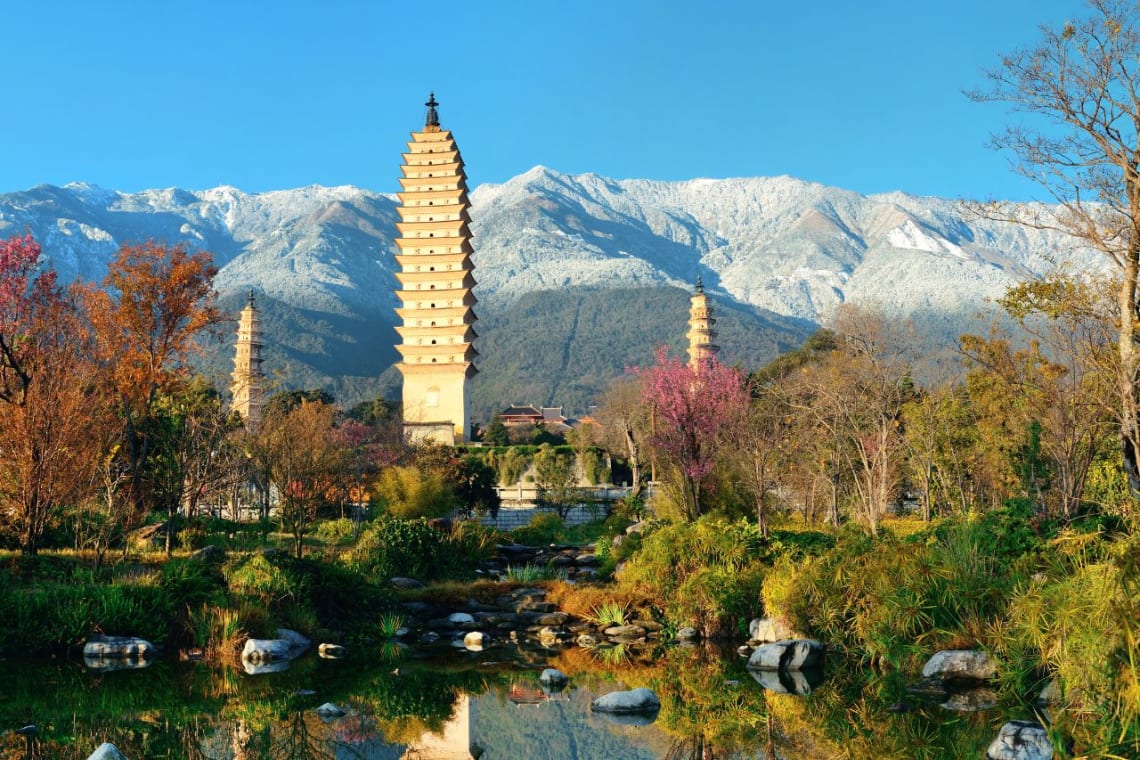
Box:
<box><xmin>393</xmin><ymin>92</ymin><xmax>478</xmax><ymax>444</ymax></box>
<box><xmin>687</xmin><ymin>276</ymin><xmax>719</xmax><ymax>370</ymax></box>
<box><xmin>231</xmin><ymin>289</ymin><xmax>266</xmax><ymax>429</ymax></box>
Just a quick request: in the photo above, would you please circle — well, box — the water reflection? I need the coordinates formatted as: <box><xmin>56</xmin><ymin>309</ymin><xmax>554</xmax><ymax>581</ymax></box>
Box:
<box><xmin>0</xmin><ymin>644</ymin><xmax>1025</xmax><ymax>759</ymax></box>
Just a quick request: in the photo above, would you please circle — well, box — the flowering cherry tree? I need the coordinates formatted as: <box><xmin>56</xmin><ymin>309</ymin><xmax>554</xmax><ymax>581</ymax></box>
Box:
<box><xmin>637</xmin><ymin>348</ymin><xmax>751</xmax><ymax>520</ymax></box>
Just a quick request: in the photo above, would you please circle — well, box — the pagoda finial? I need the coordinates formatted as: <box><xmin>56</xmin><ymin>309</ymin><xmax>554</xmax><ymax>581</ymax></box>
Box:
<box><xmin>695</xmin><ymin>274</ymin><xmax>704</xmax><ymax>293</ymax></box>
<box><xmin>425</xmin><ymin>91</ymin><xmax>440</xmax><ymax>129</ymax></box>
<box><xmin>247</xmin><ymin>288</ymin><xmax>256</xmax><ymax>307</ymax></box>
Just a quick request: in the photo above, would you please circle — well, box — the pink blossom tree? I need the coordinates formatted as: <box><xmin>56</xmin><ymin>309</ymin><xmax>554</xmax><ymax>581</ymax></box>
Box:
<box><xmin>637</xmin><ymin>348</ymin><xmax>751</xmax><ymax>520</ymax></box>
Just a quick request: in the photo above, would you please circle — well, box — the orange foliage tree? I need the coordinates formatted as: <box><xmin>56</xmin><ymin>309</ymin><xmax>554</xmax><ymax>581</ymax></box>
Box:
<box><xmin>0</xmin><ymin>234</ymin><xmax>109</xmax><ymax>554</ymax></box>
<box><xmin>86</xmin><ymin>242</ymin><xmax>221</xmax><ymax>518</ymax></box>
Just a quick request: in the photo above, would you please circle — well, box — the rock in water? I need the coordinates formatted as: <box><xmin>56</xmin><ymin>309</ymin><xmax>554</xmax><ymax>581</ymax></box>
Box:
<box><xmin>539</xmin><ymin>668</ymin><xmax>567</xmax><ymax>685</ymax></box>
<box><xmin>746</xmin><ymin>639</ymin><xmax>824</xmax><ymax>671</ymax></box>
<box><xmin>591</xmin><ymin>687</ymin><xmax>661</xmax><ymax>714</ymax></box>
<box><xmin>922</xmin><ymin>649</ymin><xmax>998</xmax><ymax>682</ymax></box>
<box><xmin>985</xmin><ymin>721</ymin><xmax>1053</xmax><ymax>760</ymax></box>
<box><xmin>87</xmin><ymin>744</ymin><xmax>129</xmax><ymax>760</ymax></box>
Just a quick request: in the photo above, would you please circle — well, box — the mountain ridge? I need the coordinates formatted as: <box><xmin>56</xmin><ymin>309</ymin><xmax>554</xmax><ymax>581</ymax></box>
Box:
<box><xmin>0</xmin><ymin>167</ymin><xmax>1102</xmax><ymax>416</ymax></box>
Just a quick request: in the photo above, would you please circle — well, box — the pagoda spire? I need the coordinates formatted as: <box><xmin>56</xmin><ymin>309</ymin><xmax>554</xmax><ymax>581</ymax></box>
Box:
<box><xmin>393</xmin><ymin>93</ymin><xmax>478</xmax><ymax>444</ymax></box>
<box><xmin>424</xmin><ymin>91</ymin><xmax>440</xmax><ymax>131</ymax></box>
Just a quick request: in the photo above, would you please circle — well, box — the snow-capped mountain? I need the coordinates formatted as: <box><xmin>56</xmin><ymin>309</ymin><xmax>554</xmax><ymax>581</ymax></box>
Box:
<box><xmin>0</xmin><ymin>168</ymin><xmax>1101</xmax><ymax>412</ymax></box>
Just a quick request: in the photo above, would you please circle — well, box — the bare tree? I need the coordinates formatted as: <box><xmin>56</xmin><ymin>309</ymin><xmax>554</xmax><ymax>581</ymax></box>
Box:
<box><xmin>970</xmin><ymin>0</ymin><xmax>1140</xmax><ymax>490</ymax></box>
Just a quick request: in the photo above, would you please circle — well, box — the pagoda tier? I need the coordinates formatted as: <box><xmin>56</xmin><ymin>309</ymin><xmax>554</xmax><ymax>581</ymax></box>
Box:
<box><xmin>393</xmin><ymin>93</ymin><xmax>478</xmax><ymax>445</ymax></box>
<box><xmin>687</xmin><ymin>277</ymin><xmax>720</xmax><ymax>370</ymax></box>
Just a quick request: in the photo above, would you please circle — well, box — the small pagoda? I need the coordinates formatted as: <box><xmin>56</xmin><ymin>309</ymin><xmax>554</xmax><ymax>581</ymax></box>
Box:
<box><xmin>687</xmin><ymin>276</ymin><xmax>720</xmax><ymax>370</ymax></box>
<box><xmin>230</xmin><ymin>289</ymin><xmax>266</xmax><ymax>429</ymax></box>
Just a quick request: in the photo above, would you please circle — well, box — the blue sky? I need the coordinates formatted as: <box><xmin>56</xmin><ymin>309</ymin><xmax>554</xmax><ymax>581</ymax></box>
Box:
<box><xmin>3</xmin><ymin>0</ymin><xmax>1080</xmax><ymax>200</ymax></box>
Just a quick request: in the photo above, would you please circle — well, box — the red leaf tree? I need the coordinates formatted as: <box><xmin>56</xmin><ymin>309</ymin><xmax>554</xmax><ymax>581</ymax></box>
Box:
<box><xmin>637</xmin><ymin>348</ymin><xmax>751</xmax><ymax>520</ymax></box>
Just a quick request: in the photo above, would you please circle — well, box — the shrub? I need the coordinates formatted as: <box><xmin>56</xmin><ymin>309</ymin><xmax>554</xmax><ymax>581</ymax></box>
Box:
<box><xmin>374</xmin><ymin>466</ymin><xmax>458</xmax><ymax>519</ymax></box>
<box><xmin>511</xmin><ymin>513</ymin><xmax>566</xmax><ymax>545</ymax></box>
<box><xmin>161</xmin><ymin>558</ymin><xmax>226</xmax><ymax>608</ymax></box>
<box><xmin>349</xmin><ymin>517</ymin><xmax>464</xmax><ymax>581</ymax></box>
<box><xmin>225</xmin><ymin>553</ymin><xmax>299</xmax><ymax>606</ymax></box>
<box><xmin>313</xmin><ymin>517</ymin><xmax>359</xmax><ymax>544</ymax></box>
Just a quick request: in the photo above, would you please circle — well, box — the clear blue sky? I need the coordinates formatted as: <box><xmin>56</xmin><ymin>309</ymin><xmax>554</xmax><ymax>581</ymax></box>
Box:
<box><xmin>2</xmin><ymin>0</ymin><xmax>1081</xmax><ymax>200</ymax></box>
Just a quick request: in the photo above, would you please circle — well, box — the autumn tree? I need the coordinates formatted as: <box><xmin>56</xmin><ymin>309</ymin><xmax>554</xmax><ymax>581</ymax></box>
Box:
<box><xmin>971</xmin><ymin>0</ymin><xmax>1140</xmax><ymax>491</ymax></box>
<box><xmin>637</xmin><ymin>349</ymin><xmax>751</xmax><ymax>521</ymax></box>
<box><xmin>0</xmin><ymin>251</ymin><xmax>107</xmax><ymax>554</ymax></box>
<box><xmin>260</xmin><ymin>399</ymin><xmax>346</xmax><ymax>558</ymax></box>
<box><xmin>87</xmin><ymin>242</ymin><xmax>221</xmax><ymax>518</ymax></box>
<box><xmin>0</xmin><ymin>234</ymin><xmax>57</xmax><ymax>405</ymax></box>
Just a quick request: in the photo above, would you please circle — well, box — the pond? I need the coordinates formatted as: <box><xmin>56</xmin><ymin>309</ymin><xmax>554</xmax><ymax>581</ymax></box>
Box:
<box><xmin>0</xmin><ymin>642</ymin><xmax>1035</xmax><ymax>759</ymax></box>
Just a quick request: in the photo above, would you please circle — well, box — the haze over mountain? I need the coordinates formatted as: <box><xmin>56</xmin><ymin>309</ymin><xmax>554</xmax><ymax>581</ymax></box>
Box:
<box><xmin>0</xmin><ymin>168</ymin><xmax>1100</xmax><ymax>420</ymax></box>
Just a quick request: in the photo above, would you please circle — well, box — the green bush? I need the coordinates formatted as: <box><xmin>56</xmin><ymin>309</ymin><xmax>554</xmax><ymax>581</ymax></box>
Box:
<box><xmin>225</xmin><ymin>553</ymin><xmax>299</xmax><ymax>606</ymax></box>
<box><xmin>349</xmin><ymin>517</ymin><xmax>464</xmax><ymax>581</ymax></box>
<box><xmin>510</xmin><ymin>512</ymin><xmax>565</xmax><ymax>545</ymax></box>
<box><xmin>313</xmin><ymin>517</ymin><xmax>359</xmax><ymax>544</ymax></box>
<box><xmin>161</xmin><ymin>558</ymin><xmax>226</xmax><ymax>608</ymax></box>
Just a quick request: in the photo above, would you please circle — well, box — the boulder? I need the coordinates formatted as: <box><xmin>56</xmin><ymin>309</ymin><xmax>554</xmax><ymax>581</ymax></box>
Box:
<box><xmin>448</xmin><ymin>612</ymin><xmax>476</xmax><ymax>626</ymax></box>
<box><xmin>83</xmin><ymin>635</ymin><xmax>155</xmax><ymax>660</ymax></box>
<box><xmin>576</xmin><ymin>633</ymin><xmax>598</xmax><ymax>647</ymax></box>
<box><xmin>315</xmin><ymin>702</ymin><xmax>346</xmax><ymax>718</ymax></box>
<box><xmin>87</xmin><ymin>743</ymin><xmax>129</xmax><ymax>760</ymax></box>
<box><xmin>464</xmin><ymin>631</ymin><xmax>489</xmax><ymax>649</ymax></box>
<box><xmin>537</xmin><ymin>626</ymin><xmax>564</xmax><ymax>646</ymax></box>
<box><xmin>749</xmin><ymin>617</ymin><xmax>795</xmax><ymax>643</ymax></box>
<box><xmin>591</xmin><ymin>687</ymin><xmax>661</xmax><ymax>714</ymax></box>
<box><xmin>534</xmin><ymin>612</ymin><xmax>570</xmax><ymax>626</ymax></box>
<box><xmin>318</xmin><ymin>643</ymin><xmax>346</xmax><ymax>659</ymax></box>
<box><xmin>604</xmin><ymin>624</ymin><xmax>647</xmax><ymax>639</ymax></box>
<box><xmin>676</xmin><ymin>627</ymin><xmax>699</xmax><ymax>641</ymax></box>
<box><xmin>242</xmin><ymin>630</ymin><xmax>309</xmax><ymax>664</ymax></box>
<box><xmin>576</xmin><ymin>553</ymin><xmax>599</xmax><ymax>565</ymax></box>
<box><xmin>539</xmin><ymin>668</ymin><xmax>568</xmax><ymax>686</ymax></box>
<box><xmin>390</xmin><ymin>576</ymin><xmax>425</xmax><ymax>590</ymax></box>
<box><xmin>985</xmin><ymin>721</ymin><xmax>1054</xmax><ymax>760</ymax></box>
<box><xmin>747</xmin><ymin>639</ymin><xmax>824</xmax><ymax>671</ymax></box>
<box><xmin>921</xmin><ymin>649</ymin><xmax>998</xmax><ymax>683</ymax></box>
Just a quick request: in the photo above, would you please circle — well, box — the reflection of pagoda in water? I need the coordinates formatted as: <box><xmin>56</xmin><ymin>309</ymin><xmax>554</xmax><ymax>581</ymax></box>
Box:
<box><xmin>404</xmin><ymin>694</ymin><xmax>474</xmax><ymax>759</ymax></box>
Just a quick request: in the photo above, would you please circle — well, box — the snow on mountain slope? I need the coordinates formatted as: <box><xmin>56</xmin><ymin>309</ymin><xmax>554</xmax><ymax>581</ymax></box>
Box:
<box><xmin>0</xmin><ymin>167</ymin><xmax>1103</xmax><ymax>341</ymax></box>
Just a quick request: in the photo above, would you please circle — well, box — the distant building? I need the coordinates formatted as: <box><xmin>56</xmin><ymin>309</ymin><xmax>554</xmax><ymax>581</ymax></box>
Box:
<box><xmin>687</xmin><ymin>275</ymin><xmax>720</xmax><ymax>370</ymax></box>
<box><xmin>230</xmin><ymin>289</ymin><xmax>265</xmax><ymax>429</ymax></box>
<box><xmin>393</xmin><ymin>93</ymin><xmax>478</xmax><ymax>445</ymax></box>
<box><xmin>497</xmin><ymin>404</ymin><xmax>543</xmax><ymax>427</ymax></box>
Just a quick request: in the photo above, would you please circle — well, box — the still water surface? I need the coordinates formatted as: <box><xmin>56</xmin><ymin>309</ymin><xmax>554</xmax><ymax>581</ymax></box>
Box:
<box><xmin>0</xmin><ymin>644</ymin><xmax>1026</xmax><ymax>758</ymax></box>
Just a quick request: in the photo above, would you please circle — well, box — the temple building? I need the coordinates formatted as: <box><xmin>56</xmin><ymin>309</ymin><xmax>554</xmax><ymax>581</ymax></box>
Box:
<box><xmin>687</xmin><ymin>276</ymin><xmax>720</xmax><ymax>370</ymax></box>
<box><xmin>393</xmin><ymin>93</ymin><xmax>478</xmax><ymax>444</ymax></box>
<box><xmin>230</xmin><ymin>289</ymin><xmax>266</xmax><ymax>429</ymax></box>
